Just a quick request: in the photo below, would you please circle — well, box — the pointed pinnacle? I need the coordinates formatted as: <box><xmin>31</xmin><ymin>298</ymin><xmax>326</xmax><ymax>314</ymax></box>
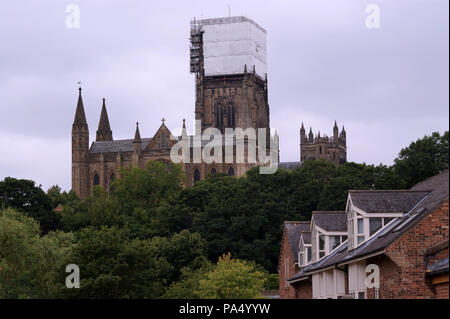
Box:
<box><xmin>134</xmin><ymin>122</ymin><xmax>141</xmax><ymax>142</ymax></box>
<box><xmin>74</xmin><ymin>87</ymin><xmax>87</xmax><ymax>125</ymax></box>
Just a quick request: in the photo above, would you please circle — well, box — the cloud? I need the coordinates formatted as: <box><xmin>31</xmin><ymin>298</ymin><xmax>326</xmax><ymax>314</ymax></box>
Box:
<box><xmin>0</xmin><ymin>0</ymin><xmax>448</xmax><ymax>191</ymax></box>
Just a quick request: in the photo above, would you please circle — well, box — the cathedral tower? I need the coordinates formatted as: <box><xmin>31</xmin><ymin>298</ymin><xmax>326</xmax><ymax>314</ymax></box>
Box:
<box><xmin>72</xmin><ymin>87</ymin><xmax>90</xmax><ymax>198</ymax></box>
<box><xmin>190</xmin><ymin>17</ymin><xmax>270</xmax><ymax>134</ymax></box>
<box><xmin>300</xmin><ymin>121</ymin><xmax>347</xmax><ymax>165</ymax></box>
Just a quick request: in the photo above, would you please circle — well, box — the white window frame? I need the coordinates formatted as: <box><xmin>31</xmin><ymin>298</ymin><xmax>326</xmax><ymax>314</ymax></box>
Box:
<box><xmin>305</xmin><ymin>245</ymin><xmax>312</xmax><ymax>265</ymax></box>
<box><xmin>312</xmin><ymin>221</ymin><xmax>347</xmax><ymax>261</ymax></box>
<box><xmin>347</xmin><ymin>196</ymin><xmax>402</xmax><ymax>250</ymax></box>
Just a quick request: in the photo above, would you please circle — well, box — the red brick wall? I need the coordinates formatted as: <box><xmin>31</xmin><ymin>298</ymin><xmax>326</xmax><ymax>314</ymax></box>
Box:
<box><xmin>367</xmin><ymin>200</ymin><xmax>449</xmax><ymax>299</ymax></box>
<box><xmin>292</xmin><ymin>279</ymin><xmax>312</xmax><ymax>299</ymax></box>
<box><xmin>366</xmin><ymin>254</ymin><xmax>402</xmax><ymax>299</ymax></box>
<box><xmin>435</xmin><ymin>282</ymin><xmax>449</xmax><ymax>298</ymax></box>
<box><xmin>278</xmin><ymin>227</ymin><xmax>300</xmax><ymax>299</ymax></box>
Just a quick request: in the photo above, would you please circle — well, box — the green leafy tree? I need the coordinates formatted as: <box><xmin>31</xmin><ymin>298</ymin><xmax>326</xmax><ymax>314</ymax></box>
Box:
<box><xmin>0</xmin><ymin>177</ymin><xmax>61</xmax><ymax>233</ymax></box>
<box><xmin>46</xmin><ymin>185</ymin><xmax>80</xmax><ymax>209</ymax></box>
<box><xmin>394</xmin><ymin>131</ymin><xmax>449</xmax><ymax>187</ymax></box>
<box><xmin>149</xmin><ymin>230</ymin><xmax>210</xmax><ymax>285</ymax></box>
<box><xmin>62</xmin><ymin>227</ymin><xmax>208</xmax><ymax>299</ymax></box>
<box><xmin>63</xmin><ymin>226</ymin><xmax>172</xmax><ymax>299</ymax></box>
<box><xmin>0</xmin><ymin>208</ymin><xmax>73</xmax><ymax>298</ymax></box>
<box><xmin>114</xmin><ymin>161</ymin><xmax>184</xmax><ymax>212</ymax></box>
<box><xmin>58</xmin><ymin>187</ymin><xmax>125</xmax><ymax>232</ymax></box>
<box><xmin>162</xmin><ymin>264</ymin><xmax>214</xmax><ymax>299</ymax></box>
<box><xmin>196</xmin><ymin>253</ymin><xmax>266</xmax><ymax>299</ymax></box>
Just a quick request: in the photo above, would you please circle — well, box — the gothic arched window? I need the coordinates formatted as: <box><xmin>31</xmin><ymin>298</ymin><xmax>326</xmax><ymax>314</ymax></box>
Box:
<box><xmin>194</xmin><ymin>168</ymin><xmax>200</xmax><ymax>184</ymax></box>
<box><xmin>93</xmin><ymin>174</ymin><xmax>100</xmax><ymax>186</ymax></box>
<box><xmin>159</xmin><ymin>133</ymin><xmax>169</xmax><ymax>149</ymax></box>
<box><xmin>211</xmin><ymin>167</ymin><xmax>217</xmax><ymax>175</ymax></box>
<box><xmin>227</xmin><ymin>167</ymin><xmax>235</xmax><ymax>177</ymax></box>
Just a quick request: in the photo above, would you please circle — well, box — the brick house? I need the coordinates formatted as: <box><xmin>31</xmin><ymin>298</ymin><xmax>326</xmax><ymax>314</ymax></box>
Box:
<box><xmin>284</xmin><ymin>170</ymin><xmax>449</xmax><ymax>299</ymax></box>
<box><xmin>278</xmin><ymin>221</ymin><xmax>310</xmax><ymax>298</ymax></box>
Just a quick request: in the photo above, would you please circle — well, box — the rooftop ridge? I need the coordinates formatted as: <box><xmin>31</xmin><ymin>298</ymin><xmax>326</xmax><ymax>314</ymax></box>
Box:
<box><xmin>192</xmin><ymin>16</ymin><xmax>266</xmax><ymax>33</ymax></box>
<box><xmin>411</xmin><ymin>169</ymin><xmax>449</xmax><ymax>189</ymax></box>
<box><xmin>92</xmin><ymin>137</ymin><xmax>152</xmax><ymax>143</ymax></box>
<box><xmin>349</xmin><ymin>189</ymin><xmax>430</xmax><ymax>193</ymax></box>
<box><xmin>284</xmin><ymin>220</ymin><xmax>310</xmax><ymax>224</ymax></box>
<box><xmin>312</xmin><ymin>211</ymin><xmax>345</xmax><ymax>214</ymax></box>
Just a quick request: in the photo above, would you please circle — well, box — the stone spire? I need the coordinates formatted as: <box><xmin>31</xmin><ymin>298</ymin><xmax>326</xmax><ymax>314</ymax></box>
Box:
<box><xmin>340</xmin><ymin>125</ymin><xmax>346</xmax><ymax>145</ymax></box>
<box><xmin>182</xmin><ymin>119</ymin><xmax>188</xmax><ymax>138</ymax></box>
<box><xmin>333</xmin><ymin>120</ymin><xmax>339</xmax><ymax>141</ymax></box>
<box><xmin>133</xmin><ymin>122</ymin><xmax>142</xmax><ymax>153</ymax></box>
<box><xmin>134</xmin><ymin>122</ymin><xmax>141</xmax><ymax>141</ymax></box>
<box><xmin>96</xmin><ymin>98</ymin><xmax>113</xmax><ymax>141</ymax></box>
<box><xmin>300</xmin><ymin>122</ymin><xmax>306</xmax><ymax>143</ymax></box>
<box><xmin>72</xmin><ymin>86</ymin><xmax>89</xmax><ymax>199</ymax></box>
<box><xmin>73</xmin><ymin>87</ymin><xmax>87</xmax><ymax>125</ymax></box>
<box><xmin>309</xmin><ymin>126</ymin><xmax>314</xmax><ymax>141</ymax></box>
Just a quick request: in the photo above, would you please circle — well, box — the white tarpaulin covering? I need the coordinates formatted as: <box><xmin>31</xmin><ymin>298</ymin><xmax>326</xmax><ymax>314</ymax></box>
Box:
<box><xmin>196</xmin><ymin>17</ymin><xmax>267</xmax><ymax>78</ymax></box>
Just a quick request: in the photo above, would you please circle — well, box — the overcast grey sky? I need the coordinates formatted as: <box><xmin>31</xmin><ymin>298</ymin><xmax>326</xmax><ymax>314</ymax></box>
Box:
<box><xmin>0</xmin><ymin>0</ymin><xmax>448</xmax><ymax>191</ymax></box>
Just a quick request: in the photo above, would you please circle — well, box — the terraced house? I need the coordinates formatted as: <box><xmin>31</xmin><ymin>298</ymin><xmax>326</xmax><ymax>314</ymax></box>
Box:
<box><xmin>279</xmin><ymin>170</ymin><xmax>449</xmax><ymax>299</ymax></box>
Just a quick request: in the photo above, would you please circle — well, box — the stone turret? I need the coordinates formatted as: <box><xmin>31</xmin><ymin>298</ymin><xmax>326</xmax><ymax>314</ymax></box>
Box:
<box><xmin>333</xmin><ymin>120</ymin><xmax>338</xmax><ymax>141</ymax></box>
<box><xmin>72</xmin><ymin>87</ymin><xmax>90</xmax><ymax>198</ymax></box>
<box><xmin>340</xmin><ymin>126</ymin><xmax>346</xmax><ymax>146</ymax></box>
<box><xmin>133</xmin><ymin>122</ymin><xmax>142</xmax><ymax>153</ymax></box>
<box><xmin>96</xmin><ymin>98</ymin><xmax>113</xmax><ymax>141</ymax></box>
<box><xmin>300</xmin><ymin>122</ymin><xmax>306</xmax><ymax>144</ymax></box>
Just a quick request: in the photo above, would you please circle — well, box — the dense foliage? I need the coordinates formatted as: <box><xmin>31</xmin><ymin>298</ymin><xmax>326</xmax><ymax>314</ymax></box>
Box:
<box><xmin>394</xmin><ymin>131</ymin><xmax>449</xmax><ymax>187</ymax></box>
<box><xmin>0</xmin><ymin>177</ymin><xmax>61</xmax><ymax>233</ymax></box>
<box><xmin>181</xmin><ymin>160</ymin><xmax>407</xmax><ymax>271</ymax></box>
<box><xmin>0</xmin><ymin>131</ymin><xmax>447</xmax><ymax>298</ymax></box>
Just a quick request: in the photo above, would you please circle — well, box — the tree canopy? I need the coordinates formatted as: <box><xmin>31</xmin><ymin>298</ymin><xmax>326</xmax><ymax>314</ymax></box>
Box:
<box><xmin>0</xmin><ymin>130</ymin><xmax>446</xmax><ymax>298</ymax></box>
<box><xmin>394</xmin><ymin>131</ymin><xmax>449</xmax><ymax>187</ymax></box>
<box><xmin>0</xmin><ymin>177</ymin><xmax>61</xmax><ymax>234</ymax></box>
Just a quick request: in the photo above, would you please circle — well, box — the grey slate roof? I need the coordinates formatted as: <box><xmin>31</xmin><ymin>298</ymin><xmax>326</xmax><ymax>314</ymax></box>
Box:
<box><xmin>350</xmin><ymin>190</ymin><xmax>429</xmax><ymax>214</ymax></box>
<box><xmin>426</xmin><ymin>257</ymin><xmax>449</xmax><ymax>276</ymax></box>
<box><xmin>301</xmin><ymin>232</ymin><xmax>311</xmax><ymax>245</ymax></box>
<box><xmin>279</xmin><ymin>162</ymin><xmax>302</xmax><ymax>170</ymax></box>
<box><xmin>90</xmin><ymin>138</ymin><xmax>152</xmax><ymax>153</ymax></box>
<box><xmin>284</xmin><ymin>221</ymin><xmax>310</xmax><ymax>263</ymax></box>
<box><xmin>288</xmin><ymin>170</ymin><xmax>449</xmax><ymax>279</ymax></box>
<box><xmin>312</xmin><ymin>211</ymin><xmax>347</xmax><ymax>232</ymax></box>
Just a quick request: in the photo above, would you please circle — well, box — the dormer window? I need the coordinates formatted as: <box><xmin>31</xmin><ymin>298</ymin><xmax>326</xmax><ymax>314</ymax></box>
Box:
<box><xmin>312</xmin><ymin>229</ymin><xmax>346</xmax><ymax>261</ymax></box>
<box><xmin>369</xmin><ymin>217</ymin><xmax>394</xmax><ymax>236</ymax></box>
<box><xmin>348</xmin><ymin>207</ymin><xmax>398</xmax><ymax>249</ymax></box>
<box><xmin>299</xmin><ymin>250</ymin><xmax>304</xmax><ymax>267</ymax></box>
<box><xmin>311</xmin><ymin>211</ymin><xmax>347</xmax><ymax>262</ymax></box>
<box><xmin>329</xmin><ymin>235</ymin><xmax>347</xmax><ymax>251</ymax></box>
<box><xmin>357</xmin><ymin>217</ymin><xmax>365</xmax><ymax>245</ymax></box>
<box><xmin>347</xmin><ymin>191</ymin><xmax>421</xmax><ymax>250</ymax></box>
<box><xmin>318</xmin><ymin>234</ymin><xmax>325</xmax><ymax>259</ymax></box>
<box><xmin>298</xmin><ymin>236</ymin><xmax>312</xmax><ymax>267</ymax></box>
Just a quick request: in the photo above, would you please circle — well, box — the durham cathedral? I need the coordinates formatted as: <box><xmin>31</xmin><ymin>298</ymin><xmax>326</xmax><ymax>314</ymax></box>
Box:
<box><xmin>71</xmin><ymin>16</ymin><xmax>347</xmax><ymax>198</ymax></box>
